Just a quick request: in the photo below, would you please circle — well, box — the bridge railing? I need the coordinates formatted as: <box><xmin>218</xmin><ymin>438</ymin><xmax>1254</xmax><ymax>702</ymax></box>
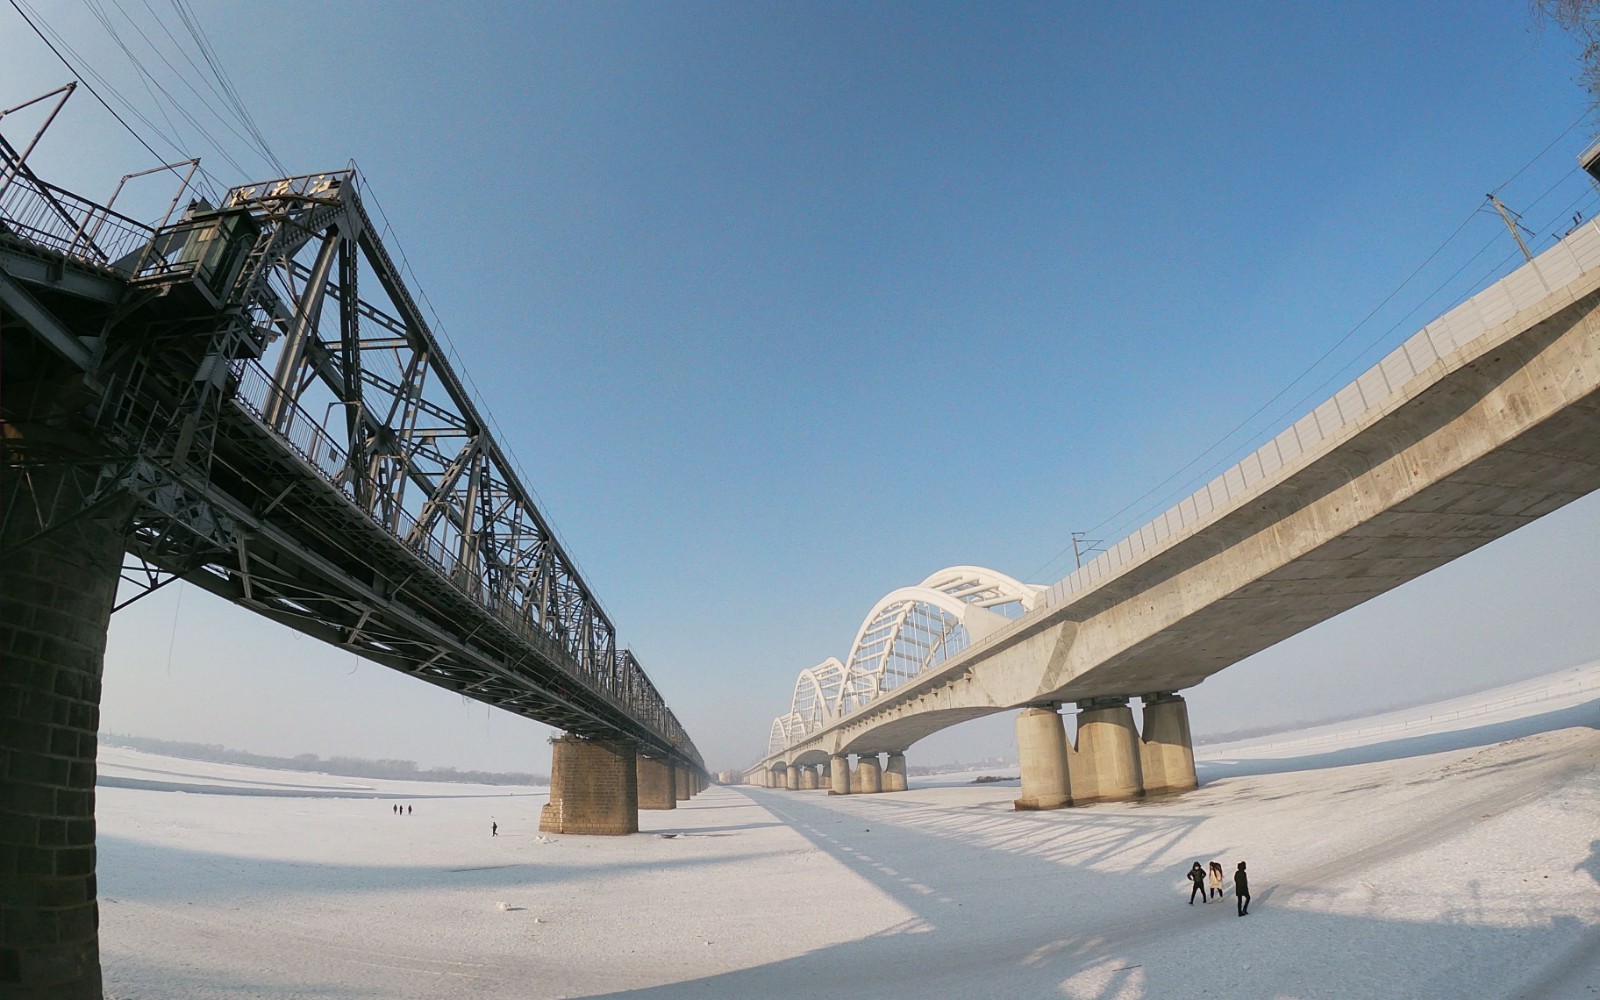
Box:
<box><xmin>0</xmin><ymin>170</ymin><xmax>154</xmax><ymax>270</ymax></box>
<box><xmin>229</xmin><ymin>354</ymin><xmax>700</xmax><ymax>763</ymax></box>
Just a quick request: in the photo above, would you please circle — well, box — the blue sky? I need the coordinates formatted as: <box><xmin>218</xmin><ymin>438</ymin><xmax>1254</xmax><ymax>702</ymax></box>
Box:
<box><xmin>4</xmin><ymin>1</ymin><xmax>1597</xmax><ymax>772</ymax></box>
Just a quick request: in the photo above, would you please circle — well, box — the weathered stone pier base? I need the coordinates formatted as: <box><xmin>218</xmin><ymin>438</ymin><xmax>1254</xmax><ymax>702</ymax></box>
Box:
<box><xmin>1</xmin><ymin>438</ymin><xmax>129</xmax><ymax>998</ymax></box>
<box><xmin>637</xmin><ymin>755</ymin><xmax>677</xmax><ymax>809</ymax></box>
<box><xmin>539</xmin><ymin>735</ymin><xmax>638</xmax><ymax>835</ymax></box>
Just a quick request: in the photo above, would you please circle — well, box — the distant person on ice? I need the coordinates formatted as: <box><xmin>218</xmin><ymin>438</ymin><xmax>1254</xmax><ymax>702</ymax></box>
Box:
<box><xmin>407</xmin><ymin>805</ymin><xmax>412</xmax><ymax>815</ymax></box>
<box><xmin>1235</xmin><ymin>861</ymin><xmax>1251</xmax><ymax>916</ymax></box>
<box><xmin>492</xmin><ymin>822</ymin><xmax>498</xmax><ymax>837</ymax></box>
<box><xmin>1208</xmin><ymin>861</ymin><xmax>1224</xmax><ymax>900</ymax></box>
<box><xmin>1187</xmin><ymin>862</ymin><xmax>1208</xmax><ymax>904</ymax></box>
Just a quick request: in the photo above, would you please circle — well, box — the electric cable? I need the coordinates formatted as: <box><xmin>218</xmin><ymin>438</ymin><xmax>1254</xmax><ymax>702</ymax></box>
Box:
<box><xmin>7</xmin><ymin>0</ymin><xmax>172</xmax><ymax>169</ymax></box>
<box><xmin>1031</xmin><ymin>117</ymin><xmax>1599</xmax><ymax>584</ymax></box>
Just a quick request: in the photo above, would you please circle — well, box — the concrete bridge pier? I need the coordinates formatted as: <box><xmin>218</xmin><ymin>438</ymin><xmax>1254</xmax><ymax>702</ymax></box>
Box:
<box><xmin>674</xmin><ymin>765</ymin><xmax>692</xmax><ymax>801</ymax></box>
<box><xmin>799</xmin><ymin>765</ymin><xmax>818</xmax><ymax>790</ymax></box>
<box><xmin>539</xmin><ymin>735</ymin><xmax>639</xmax><ymax>835</ymax></box>
<box><xmin>1139</xmin><ymin>693</ymin><xmax>1197</xmax><ymax>795</ymax></box>
<box><xmin>883</xmin><ymin>752</ymin><xmax>908</xmax><ymax>792</ymax></box>
<box><xmin>637</xmin><ymin>756</ymin><xmax>677</xmax><ymax>809</ymax></box>
<box><xmin>1013</xmin><ymin>706</ymin><xmax>1073</xmax><ymax>810</ymax></box>
<box><xmin>785</xmin><ymin>764</ymin><xmax>801</xmax><ymax>790</ymax></box>
<box><xmin>1070</xmin><ymin>698</ymin><xmax>1145</xmax><ymax>803</ymax></box>
<box><xmin>855</xmin><ymin>754</ymin><xmax>883</xmax><ymax>793</ymax></box>
<box><xmin>828</xmin><ymin>754</ymin><xmax>852</xmax><ymax>794</ymax></box>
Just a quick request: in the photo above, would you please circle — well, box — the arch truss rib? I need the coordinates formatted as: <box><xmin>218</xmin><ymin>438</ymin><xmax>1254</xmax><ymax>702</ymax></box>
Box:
<box><xmin>765</xmin><ymin>566</ymin><xmax>1044</xmax><ymax>754</ymax></box>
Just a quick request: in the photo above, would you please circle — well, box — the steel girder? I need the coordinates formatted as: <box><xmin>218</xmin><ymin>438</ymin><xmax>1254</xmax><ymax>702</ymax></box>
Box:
<box><xmin>1</xmin><ymin>153</ymin><xmax>702</xmax><ymax>770</ymax></box>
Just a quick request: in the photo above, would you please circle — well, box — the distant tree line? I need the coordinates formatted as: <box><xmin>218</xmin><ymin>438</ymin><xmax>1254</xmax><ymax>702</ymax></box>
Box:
<box><xmin>906</xmin><ymin>755</ymin><xmax>1017</xmax><ymax>777</ymax></box>
<box><xmin>101</xmin><ymin>733</ymin><xmax>547</xmax><ymax>786</ymax></box>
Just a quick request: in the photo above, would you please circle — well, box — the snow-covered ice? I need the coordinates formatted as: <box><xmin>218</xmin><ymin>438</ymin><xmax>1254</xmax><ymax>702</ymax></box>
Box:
<box><xmin>99</xmin><ymin>662</ymin><xmax>1600</xmax><ymax>999</ymax></box>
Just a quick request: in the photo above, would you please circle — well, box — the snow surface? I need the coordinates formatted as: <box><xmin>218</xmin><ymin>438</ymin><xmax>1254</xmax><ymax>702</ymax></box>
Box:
<box><xmin>99</xmin><ymin>662</ymin><xmax>1600</xmax><ymax>999</ymax></box>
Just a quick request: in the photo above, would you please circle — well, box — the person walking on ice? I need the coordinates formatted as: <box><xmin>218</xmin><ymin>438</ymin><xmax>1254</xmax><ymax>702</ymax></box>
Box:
<box><xmin>492</xmin><ymin>821</ymin><xmax>498</xmax><ymax>837</ymax></box>
<box><xmin>1208</xmin><ymin>861</ymin><xmax>1224</xmax><ymax>901</ymax></box>
<box><xmin>1235</xmin><ymin>861</ymin><xmax>1251</xmax><ymax>916</ymax></box>
<box><xmin>1187</xmin><ymin>862</ymin><xmax>1208</xmax><ymax>904</ymax></box>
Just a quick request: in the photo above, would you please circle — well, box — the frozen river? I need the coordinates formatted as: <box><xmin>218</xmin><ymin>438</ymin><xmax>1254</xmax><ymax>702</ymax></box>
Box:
<box><xmin>100</xmin><ymin>662</ymin><xmax>1600</xmax><ymax>999</ymax></box>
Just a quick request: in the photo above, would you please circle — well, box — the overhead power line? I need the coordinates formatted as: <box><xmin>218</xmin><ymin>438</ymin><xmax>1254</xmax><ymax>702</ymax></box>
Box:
<box><xmin>1031</xmin><ymin>111</ymin><xmax>1600</xmax><ymax>584</ymax></box>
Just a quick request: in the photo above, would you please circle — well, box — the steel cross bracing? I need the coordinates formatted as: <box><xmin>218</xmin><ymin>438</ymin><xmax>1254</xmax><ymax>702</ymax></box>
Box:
<box><xmin>0</xmin><ymin>136</ymin><xmax>702</xmax><ymax>770</ymax></box>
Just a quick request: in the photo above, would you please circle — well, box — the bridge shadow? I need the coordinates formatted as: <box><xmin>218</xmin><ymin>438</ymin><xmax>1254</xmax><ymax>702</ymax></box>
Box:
<box><xmin>581</xmin><ymin>785</ymin><xmax>1599</xmax><ymax>1000</ymax></box>
<box><xmin>1197</xmin><ymin>698</ymin><xmax>1600</xmax><ymax>781</ymax></box>
<box><xmin>96</xmin><ymin>833</ymin><xmax>775</xmax><ymax>907</ymax></box>
<box><xmin>1581</xmin><ymin>839</ymin><xmax>1600</xmax><ymax>886</ymax></box>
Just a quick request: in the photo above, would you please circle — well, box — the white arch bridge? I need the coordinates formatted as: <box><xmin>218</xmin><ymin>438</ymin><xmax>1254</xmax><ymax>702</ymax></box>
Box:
<box><xmin>748</xmin><ymin>203</ymin><xmax>1600</xmax><ymax>808</ymax></box>
<box><xmin>767</xmin><ymin>565</ymin><xmax>1045</xmax><ymax>758</ymax></box>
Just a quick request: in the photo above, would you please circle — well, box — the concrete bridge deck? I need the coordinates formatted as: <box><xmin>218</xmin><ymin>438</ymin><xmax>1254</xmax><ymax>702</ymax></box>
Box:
<box><xmin>757</xmin><ymin>211</ymin><xmax>1600</xmax><ymax>789</ymax></box>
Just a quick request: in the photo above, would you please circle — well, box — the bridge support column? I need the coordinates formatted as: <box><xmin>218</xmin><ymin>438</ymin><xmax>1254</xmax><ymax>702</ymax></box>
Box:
<box><xmin>1013</xmin><ymin>706</ymin><xmax>1073</xmax><ymax>810</ymax></box>
<box><xmin>828</xmin><ymin>754</ymin><xmax>852</xmax><ymax>795</ymax></box>
<box><xmin>883</xmin><ymin>752</ymin><xmax>908</xmax><ymax>792</ymax></box>
<box><xmin>1139</xmin><ymin>693</ymin><xmax>1198</xmax><ymax>795</ymax></box>
<box><xmin>785</xmin><ymin>764</ymin><xmax>800</xmax><ymax>790</ymax></box>
<box><xmin>637</xmin><ymin>756</ymin><xmax>677</xmax><ymax>810</ymax></box>
<box><xmin>674</xmin><ymin>765</ymin><xmax>691</xmax><ymax>801</ymax></box>
<box><xmin>799</xmin><ymin>766</ymin><xmax>818</xmax><ymax>790</ymax></box>
<box><xmin>855</xmin><ymin>754</ymin><xmax>883</xmax><ymax>793</ymax></box>
<box><xmin>1</xmin><ymin>421</ymin><xmax>133</xmax><ymax>998</ymax></box>
<box><xmin>1070</xmin><ymin>698</ymin><xmax>1145</xmax><ymax>804</ymax></box>
<box><xmin>818</xmin><ymin>769</ymin><xmax>831</xmax><ymax>790</ymax></box>
<box><xmin>539</xmin><ymin>735</ymin><xmax>638</xmax><ymax>835</ymax></box>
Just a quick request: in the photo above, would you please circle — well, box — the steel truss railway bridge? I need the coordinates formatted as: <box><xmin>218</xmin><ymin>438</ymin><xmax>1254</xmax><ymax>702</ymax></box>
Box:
<box><xmin>0</xmin><ymin>86</ymin><xmax>704</xmax><ymax>997</ymax></box>
<box><xmin>751</xmin><ymin>156</ymin><xmax>1600</xmax><ymax>805</ymax></box>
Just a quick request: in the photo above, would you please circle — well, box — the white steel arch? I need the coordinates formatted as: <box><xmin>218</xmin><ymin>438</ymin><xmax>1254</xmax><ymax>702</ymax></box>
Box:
<box><xmin>790</xmin><ymin>658</ymin><xmax>844</xmax><ymax>734</ymax></box>
<box><xmin>767</xmin><ymin>717</ymin><xmax>794</xmax><ymax>757</ymax></box>
<box><xmin>766</xmin><ymin>567</ymin><xmax>1045</xmax><ymax>754</ymax></box>
<box><xmin>835</xmin><ymin>567</ymin><xmax>1044</xmax><ymax>715</ymax></box>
